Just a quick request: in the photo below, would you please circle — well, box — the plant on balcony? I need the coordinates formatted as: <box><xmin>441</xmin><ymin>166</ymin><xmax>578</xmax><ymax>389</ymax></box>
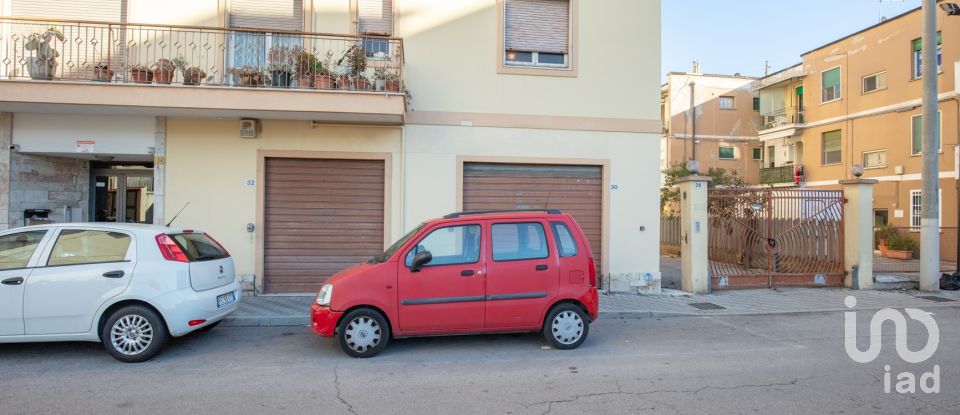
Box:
<box><xmin>371</xmin><ymin>67</ymin><xmax>400</xmax><ymax>92</ymax></box>
<box><xmin>230</xmin><ymin>66</ymin><xmax>265</xmax><ymax>87</ymax></box>
<box><xmin>291</xmin><ymin>46</ymin><xmax>317</xmax><ymax>88</ymax></box>
<box><xmin>129</xmin><ymin>64</ymin><xmax>154</xmax><ymax>84</ymax></box>
<box><xmin>152</xmin><ymin>59</ymin><xmax>176</xmax><ymax>84</ymax></box>
<box><xmin>172</xmin><ymin>56</ymin><xmax>206</xmax><ymax>86</ymax></box>
<box><xmin>342</xmin><ymin>44</ymin><xmax>369</xmax><ymax>90</ymax></box>
<box><xmin>23</xmin><ymin>26</ymin><xmax>64</xmax><ymax>80</ymax></box>
<box><xmin>267</xmin><ymin>45</ymin><xmax>294</xmax><ymax>88</ymax></box>
<box><xmin>92</xmin><ymin>62</ymin><xmax>114</xmax><ymax>82</ymax></box>
<box><xmin>312</xmin><ymin>51</ymin><xmax>337</xmax><ymax>90</ymax></box>
<box><xmin>884</xmin><ymin>232</ymin><xmax>918</xmax><ymax>260</ymax></box>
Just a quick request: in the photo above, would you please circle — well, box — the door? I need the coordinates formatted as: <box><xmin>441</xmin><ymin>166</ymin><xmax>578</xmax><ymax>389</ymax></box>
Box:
<box><xmin>397</xmin><ymin>223</ymin><xmax>485</xmax><ymax>332</ymax></box>
<box><xmin>263</xmin><ymin>158</ymin><xmax>385</xmax><ymax>293</ymax></box>
<box><xmin>93</xmin><ymin>171</ymin><xmax>154</xmax><ymax>223</ymax></box>
<box><xmin>23</xmin><ymin>228</ymin><xmax>135</xmax><ymax>335</ymax></box>
<box><xmin>0</xmin><ymin>230</ymin><xmax>49</xmax><ymax>336</ymax></box>
<box><xmin>462</xmin><ymin>163</ymin><xmax>602</xmax><ymax>274</ymax></box>
<box><xmin>484</xmin><ymin>220</ymin><xmax>559</xmax><ymax>328</ymax></box>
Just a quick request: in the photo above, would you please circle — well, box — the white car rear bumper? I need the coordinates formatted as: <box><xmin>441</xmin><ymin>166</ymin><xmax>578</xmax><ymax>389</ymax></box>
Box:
<box><xmin>151</xmin><ymin>281</ymin><xmax>242</xmax><ymax>336</ymax></box>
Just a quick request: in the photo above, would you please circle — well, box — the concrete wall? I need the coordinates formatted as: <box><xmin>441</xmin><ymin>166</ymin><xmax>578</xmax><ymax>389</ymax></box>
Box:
<box><xmin>6</xmin><ymin>154</ymin><xmax>89</xmax><ymax>228</ymax></box>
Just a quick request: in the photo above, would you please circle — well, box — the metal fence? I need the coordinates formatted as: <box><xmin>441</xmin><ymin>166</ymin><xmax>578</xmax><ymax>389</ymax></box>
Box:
<box><xmin>760</xmin><ymin>106</ymin><xmax>804</xmax><ymax>130</ymax></box>
<box><xmin>873</xmin><ymin>227</ymin><xmax>958</xmax><ymax>275</ymax></box>
<box><xmin>660</xmin><ymin>216</ymin><xmax>681</xmax><ymax>255</ymax></box>
<box><xmin>0</xmin><ymin>17</ymin><xmax>403</xmax><ymax>91</ymax></box>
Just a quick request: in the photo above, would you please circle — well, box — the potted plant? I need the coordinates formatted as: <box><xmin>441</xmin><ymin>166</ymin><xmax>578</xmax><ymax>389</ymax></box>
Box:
<box><xmin>291</xmin><ymin>46</ymin><xmax>317</xmax><ymax>88</ymax></box>
<box><xmin>343</xmin><ymin>44</ymin><xmax>369</xmax><ymax>90</ymax></box>
<box><xmin>371</xmin><ymin>67</ymin><xmax>400</xmax><ymax>92</ymax></box>
<box><xmin>24</xmin><ymin>26</ymin><xmax>64</xmax><ymax>80</ymax></box>
<box><xmin>129</xmin><ymin>64</ymin><xmax>154</xmax><ymax>84</ymax></box>
<box><xmin>876</xmin><ymin>223</ymin><xmax>896</xmax><ymax>256</ymax></box>
<box><xmin>93</xmin><ymin>62</ymin><xmax>114</xmax><ymax>82</ymax></box>
<box><xmin>153</xmin><ymin>59</ymin><xmax>176</xmax><ymax>84</ymax></box>
<box><xmin>885</xmin><ymin>232</ymin><xmax>918</xmax><ymax>260</ymax></box>
<box><xmin>313</xmin><ymin>51</ymin><xmax>337</xmax><ymax>89</ymax></box>
<box><xmin>173</xmin><ymin>56</ymin><xmax>206</xmax><ymax>86</ymax></box>
<box><xmin>230</xmin><ymin>66</ymin><xmax>264</xmax><ymax>87</ymax></box>
<box><xmin>267</xmin><ymin>45</ymin><xmax>294</xmax><ymax>88</ymax></box>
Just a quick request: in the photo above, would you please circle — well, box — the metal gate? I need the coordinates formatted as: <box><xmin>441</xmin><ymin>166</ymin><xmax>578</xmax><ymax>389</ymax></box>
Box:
<box><xmin>707</xmin><ymin>189</ymin><xmax>845</xmax><ymax>289</ymax></box>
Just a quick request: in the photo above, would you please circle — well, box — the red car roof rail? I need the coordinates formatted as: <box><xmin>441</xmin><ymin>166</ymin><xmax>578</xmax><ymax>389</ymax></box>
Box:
<box><xmin>443</xmin><ymin>209</ymin><xmax>563</xmax><ymax>219</ymax></box>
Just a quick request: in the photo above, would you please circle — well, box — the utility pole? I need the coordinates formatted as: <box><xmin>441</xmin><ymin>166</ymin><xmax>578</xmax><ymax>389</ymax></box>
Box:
<box><xmin>690</xmin><ymin>80</ymin><xmax>697</xmax><ymax>162</ymax></box>
<box><xmin>919</xmin><ymin>0</ymin><xmax>940</xmax><ymax>291</ymax></box>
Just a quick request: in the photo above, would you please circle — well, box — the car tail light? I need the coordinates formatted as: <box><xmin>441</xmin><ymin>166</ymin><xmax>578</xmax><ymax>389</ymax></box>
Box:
<box><xmin>156</xmin><ymin>233</ymin><xmax>189</xmax><ymax>262</ymax></box>
<box><xmin>204</xmin><ymin>232</ymin><xmax>231</xmax><ymax>256</ymax></box>
<box><xmin>588</xmin><ymin>257</ymin><xmax>597</xmax><ymax>288</ymax></box>
<box><xmin>188</xmin><ymin>320</ymin><xmax>206</xmax><ymax>327</ymax></box>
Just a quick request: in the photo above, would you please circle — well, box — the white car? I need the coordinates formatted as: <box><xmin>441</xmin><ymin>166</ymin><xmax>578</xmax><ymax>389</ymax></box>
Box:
<box><xmin>0</xmin><ymin>223</ymin><xmax>241</xmax><ymax>362</ymax></box>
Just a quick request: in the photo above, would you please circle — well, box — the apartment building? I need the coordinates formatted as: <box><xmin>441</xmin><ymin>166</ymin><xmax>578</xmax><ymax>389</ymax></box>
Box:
<box><xmin>0</xmin><ymin>0</ymin><xmax>663</xmax><ymax>294</ymax></box>
<box><xmin>757</xmin><ymin>6</ymin><xmax>959</xmax><ymax>229</ymax></box>
<box><xmin>660</xmin><ymin>72</ymin><xmax>761</xmax><ymax>185</ymax></box>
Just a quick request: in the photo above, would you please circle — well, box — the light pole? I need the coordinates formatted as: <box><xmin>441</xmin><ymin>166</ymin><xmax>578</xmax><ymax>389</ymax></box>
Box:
<box><xmin>919</xmin><ymin>0</ymin><xmax>942</xmax><ymax>291</ymax></box>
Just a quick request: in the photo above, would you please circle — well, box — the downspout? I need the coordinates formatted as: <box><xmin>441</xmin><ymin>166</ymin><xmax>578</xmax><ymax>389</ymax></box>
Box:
<box><xmin>400</xmin><ymin>123</ymin><xmax>406</xmax><ymax>234</ymax></box>
<box><xmin>690</xmin><ymin>80</ymin><xmax>697</xmax><ymax>162</ymax></box>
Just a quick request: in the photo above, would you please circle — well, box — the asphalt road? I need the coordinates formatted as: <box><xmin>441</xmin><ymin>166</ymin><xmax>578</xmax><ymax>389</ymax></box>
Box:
<box><xmin>1</xmin><ymin>309</ymin><xmax>958</xmax><ymax>415</ymax></box>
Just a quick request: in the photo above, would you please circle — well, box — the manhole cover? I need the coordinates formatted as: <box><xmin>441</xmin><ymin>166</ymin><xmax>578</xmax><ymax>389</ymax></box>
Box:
<box><xmin>689</xmin><ymin>302</ymin><xmax>726</xmax><ymax>310</ymax></box>
<box><xmin>917</xmin><ymin>296</ymin><xmax>956</xmax><ymax>303</ymax></box>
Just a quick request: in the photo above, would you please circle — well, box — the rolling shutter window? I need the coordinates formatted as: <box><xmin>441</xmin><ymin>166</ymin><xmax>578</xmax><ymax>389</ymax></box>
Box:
<box><xmin>230</xmin><ymin>0</ymin><xmax>304</xmax><ymax>31</ymax></box>
<box><xmin>11</xmin><ymin>0</ymin><xmax>125</xmax><ymax>22</ymax></box>
<box><xmin>358</xmin><ymin>0</ymin><xmax>394</xmax><ymax>36</ymax></box>
<box><xmin>504</xmin><ymin>0</ymin><xmax>570</xmax><ymax>54</ymax></box>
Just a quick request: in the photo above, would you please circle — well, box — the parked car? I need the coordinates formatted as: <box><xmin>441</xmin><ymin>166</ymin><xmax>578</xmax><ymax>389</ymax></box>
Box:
<box><xmin>0</xmin><ymin>223</ymin><xmax>240</xmax><ymax>363</ymax></box>
<box><xmin>311</xmin><ymin>209</ymin><xmax>599</xmax><ymax>357</ymax></box>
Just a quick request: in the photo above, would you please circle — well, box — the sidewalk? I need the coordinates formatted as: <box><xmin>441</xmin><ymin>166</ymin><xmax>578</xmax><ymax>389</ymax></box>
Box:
<box><xmin>222</xmin><ymin>288</ymin><xmax>960</xmax><ymax>328</ymax></box>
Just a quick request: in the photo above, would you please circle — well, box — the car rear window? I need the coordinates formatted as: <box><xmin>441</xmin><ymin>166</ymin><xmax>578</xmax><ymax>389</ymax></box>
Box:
<box><xmin>171</xmin><ymin>233</ymin><xmax>229</xmax><ymax>261</ymax></box>
<box><xmin>551</xmin><ymin>222</ymin><xmax>578</xmax><ymax>257</ymax></box>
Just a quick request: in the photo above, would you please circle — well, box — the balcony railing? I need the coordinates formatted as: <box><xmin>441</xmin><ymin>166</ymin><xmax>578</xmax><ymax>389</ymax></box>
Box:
<box><xmin>760</xmin><ymin>165</ymin><xmax>799</xmax><ymax>185</ymax></box>
<box><xmin>0</xmin><ymin>17</ymin><xmax>403</xmax><ymax>92</ymax></box>
<box><xmin>760</xmin><ymin>107</ymin><xmax>804</xmax><ymax>130</ymax></box>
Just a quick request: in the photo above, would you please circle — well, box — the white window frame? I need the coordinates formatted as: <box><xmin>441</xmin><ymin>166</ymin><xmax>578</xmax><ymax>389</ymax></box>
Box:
<box><xmin>505</xmin><ymin>51</ymin><xmax>569</xmax><ymax>68</ymax></box>
<box><xmin>718</xmin><ymin>146</ymin><xmax>736</xmax><ymax>160</ymax></box>
<box><xmin>912</xmin><ymin>39</ymin><xmax>942</xmax><ymax>80</ymax></box>
<box><xmin>862</xmin><ymin>149</ymin><xmax>886</xmax><ymax>169</ymax></box>
<box><xmin>821</xmin><ymin>66</ymin><xmax>842</xmax><ymax>104</ymax></box>
<box><xmin>909</xmin><ymin>189</ymin><xmax>942</xmax><ymax>229</ymax></box>
<box><xmin>719</xmin><ymin>96</ymin><xmax>735</xmax><ymax>110</ymax></box>
<box><xmin>910</xmin><ymin>111</ymin><xmax>943</xmax><ymax>155</ymax></box>
<box><xmin>861</xmin><ymin>71</ymin><xmax>886</xmax><ymax>94</ymax></box>
<box><xmin>821</xmin><ymin>130</ymin><xmax>842</xmax><ymax>165</ymax></box>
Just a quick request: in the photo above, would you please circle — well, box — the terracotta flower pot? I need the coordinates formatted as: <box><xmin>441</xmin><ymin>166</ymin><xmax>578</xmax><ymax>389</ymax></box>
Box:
<box><xmin>385</xmin><ymin>80</ymin><xmax>401</xmax><ymax>92</ymax></box>
<box><xmin>337</xmin><ymin>75</ymin><xmax>351</xmax><ymax>90</ymax></box>
<box><xmin>315</xmin><ymin>75</ymin><xmax>336</xmax><ymax>90</ymax></box>
<box><xmin>886</xmin><ymin>250</ymin><xmax>914</xmax><ymax>260</ymax></box>
<box><xmin>878</xmin><ymin>239</ymin><xmax>888</xmax><ymax>256</ymax></box>
<box><xmin>130</xmin><ymin>69</ymin><xmax>153</xmax><ymax>84</ymax></box>
<box><xmin>352</xmin><ymin>77</ymin><xmax>370</xmax><ymax>91</ymax></box>
<box><xmin>297</xmin><ymin>74</ymin><xmax>314</xmax><ymax>88</ymax></box>
<box><xmin>182</xmin><ymin>70</ymin><xmax>204</xmax><ymax>86</ymax></box>
<box><xmin>93</xmin><ymin>67</ymin><xmax>114</xmax><ymax>82</ymax></box>
<box><xmin>153</xmin><ymin>60</ymin><xmax>176</xmax><ymax>84</ymax></box>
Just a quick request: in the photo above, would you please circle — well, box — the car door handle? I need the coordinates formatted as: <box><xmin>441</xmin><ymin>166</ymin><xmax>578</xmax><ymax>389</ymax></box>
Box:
<box><xmin>102</xmin><ymin>271</ymin><xmax>125</xmax><ymax>279</ymax></box>
<box><xmin>1</xmin><ymin>277</ymin><xmax>23</xmax><ymax>286</ymax></box>
<box><xmin>461</xmin><ymin>270</ymin><xmax>475</xmax><ymax>277</ymax></box>
<box><xmin>535</xmin><ymin>265</ymin><xmax>549</xmax><ymax>271</ymax></box>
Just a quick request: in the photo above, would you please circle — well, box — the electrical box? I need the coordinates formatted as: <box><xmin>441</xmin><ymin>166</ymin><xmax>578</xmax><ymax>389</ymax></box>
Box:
<box><xmin>894</xmin><ymin>165</ymin><xmax>905</xmax><ymax>175</ymax></box>
<box><xmin>240</xmin><ymin>119</ymin><xmax>261</xmax><ymax>139</ymax></box>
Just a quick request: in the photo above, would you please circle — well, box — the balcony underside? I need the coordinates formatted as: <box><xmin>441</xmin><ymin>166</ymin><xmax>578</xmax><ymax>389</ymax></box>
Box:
<box><xmin>0</xmin><ymin>80</ymin><xmax>405</xmax><ymax>124</ymax></box>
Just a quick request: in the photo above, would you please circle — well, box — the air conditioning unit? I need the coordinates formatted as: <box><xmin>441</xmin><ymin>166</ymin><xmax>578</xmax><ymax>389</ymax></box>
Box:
<box><xmin>240</xmin><ymin>119</ymin><xmax>261</xmax><ymax>139</ymax></box>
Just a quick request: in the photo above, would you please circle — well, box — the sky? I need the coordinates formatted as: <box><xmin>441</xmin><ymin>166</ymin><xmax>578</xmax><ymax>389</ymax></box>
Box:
<box><xmin>662</xmin><ymin>0</ymin><xmax>923</xmax><ymax>79</ymax></box>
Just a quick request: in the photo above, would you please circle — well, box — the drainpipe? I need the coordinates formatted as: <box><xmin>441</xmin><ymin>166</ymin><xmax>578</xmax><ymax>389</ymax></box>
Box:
<box><xmin>690</xmin><ymin>80</ymin><xmax>697</xmax><ymax>162</ymax></box>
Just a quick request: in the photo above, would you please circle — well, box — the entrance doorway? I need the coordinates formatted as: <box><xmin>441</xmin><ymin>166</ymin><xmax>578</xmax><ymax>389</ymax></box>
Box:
<box><xmin>92</xmin><ymin>165</ymin><xmax>155</xmax><ymax>224</ymax></box>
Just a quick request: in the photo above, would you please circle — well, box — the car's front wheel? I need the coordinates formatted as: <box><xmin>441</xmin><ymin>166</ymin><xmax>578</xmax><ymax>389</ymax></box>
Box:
<box><xmin>542</xmin><ymin>303</ymin><xmax>589</xmax><ymax>350</ymax></box>
<box><xmin>102</xmin><ymin>305</ymin><xmax>169</xmax><ymax>363</ymax></box>
<box><xmin>337</xmin><ymin>308</ymin><xmax>390</xmax><ymax>358</ymax></box>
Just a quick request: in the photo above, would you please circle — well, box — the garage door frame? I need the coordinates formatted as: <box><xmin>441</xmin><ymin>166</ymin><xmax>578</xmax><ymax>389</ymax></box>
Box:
<box><xmin>255</xmin><ymin>150</ymin><xmax>392</xmax><ymax>294</ymax></box>
<box><xmin>455</xmin><ymin>155</ymin><xmax>610</xmax><ymax>275</ymax></box>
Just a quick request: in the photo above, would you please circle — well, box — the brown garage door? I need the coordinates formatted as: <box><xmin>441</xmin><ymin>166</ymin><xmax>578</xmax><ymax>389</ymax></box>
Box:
<box><xmin>462</xmin><ymin>163</ymin><xmax>602</xmax><ymax>269</ymax></box>
<box><xmin>263</xmin><ymin>158</ymin><xmax>385</xmax><ymax>293</ymax></box>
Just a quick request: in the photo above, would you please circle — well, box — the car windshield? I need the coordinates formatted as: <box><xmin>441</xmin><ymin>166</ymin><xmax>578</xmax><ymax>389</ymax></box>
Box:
<box><xmin>370</xmin><ymin>222</ymin><xmax>426</xmax><ymax>264</ymax></box>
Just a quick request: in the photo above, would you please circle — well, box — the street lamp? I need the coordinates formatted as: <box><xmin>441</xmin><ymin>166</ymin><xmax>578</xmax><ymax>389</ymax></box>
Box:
<box><xmin>940</xmin><ymin>2</ymin><xmax>960</xmax><ymax>15</ymax></box>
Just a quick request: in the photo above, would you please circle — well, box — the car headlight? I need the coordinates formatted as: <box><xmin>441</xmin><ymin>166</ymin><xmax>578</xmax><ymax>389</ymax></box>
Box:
<box><xmin>316</xmin><ymin>284</ymin><xmax>333</xmax><ymax>307</ymax></box>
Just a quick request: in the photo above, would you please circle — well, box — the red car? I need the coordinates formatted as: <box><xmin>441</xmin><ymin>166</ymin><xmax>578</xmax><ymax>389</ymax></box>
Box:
<box><xmin>311</xmin><ymin>209</ymin><xmax>599</xmax><ymax>357</ymax></box>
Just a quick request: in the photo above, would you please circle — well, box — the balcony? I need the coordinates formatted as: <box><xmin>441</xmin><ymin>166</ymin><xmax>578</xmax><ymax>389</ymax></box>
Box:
<box><xmin>760</xmin><ymin>107</ymin><xmax>804</xmax><ymax>131</ymax></box>
<box><xmin>0</xmin><ymin>17</ymin><xmax>405</xmax><ymax>123</ymax></box>
<box><xmin>760</xmin><ymin>165</ymin><xmax>799</xmax><ymax>185</ymax></box>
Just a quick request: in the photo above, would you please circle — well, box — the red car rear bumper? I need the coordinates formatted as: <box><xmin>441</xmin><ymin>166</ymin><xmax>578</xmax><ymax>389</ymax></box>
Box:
<box><xmin>311</xmin><ymin>304</ymin><xmax>342</xmax><ymax>337</ymax></box>
<box><xmin>583</xmin><ymin>288</ymin><xmax>600</xmax><ymax>321</ymax></box>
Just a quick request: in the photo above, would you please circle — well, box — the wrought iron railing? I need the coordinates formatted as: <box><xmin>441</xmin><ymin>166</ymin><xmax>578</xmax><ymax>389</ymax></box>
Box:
<box><xmin>760</xmin><ymin>107</ymin><xmax>804</xmax><ymax>130</ymax></box>
<box><xmin>0</xmin><ymin>17</ymin><xmax>403</xmax><ymax>91</ymax></box>
<box><xmin>760</xmin><ymin>165</ymin><xmax>798</xmax><ymax>185</ymax></box>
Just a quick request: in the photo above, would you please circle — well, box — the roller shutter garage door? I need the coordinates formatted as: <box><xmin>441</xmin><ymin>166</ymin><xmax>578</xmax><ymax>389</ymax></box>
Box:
<box><xmin>263</xmin><ymin>158</ymin><xmax>385</xmax><ymax>293</ymax></box>
<box><xmin>462</xmin><ymin>163</ymin><xmax>602</xmax><ymax>271</ymax></box>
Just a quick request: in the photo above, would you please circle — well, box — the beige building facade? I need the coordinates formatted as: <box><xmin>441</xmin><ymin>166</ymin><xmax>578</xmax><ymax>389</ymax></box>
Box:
<box><xmin>0</xmin><ymin>0</ymin><xmax>663</xmax><ymax>294</ymax></box>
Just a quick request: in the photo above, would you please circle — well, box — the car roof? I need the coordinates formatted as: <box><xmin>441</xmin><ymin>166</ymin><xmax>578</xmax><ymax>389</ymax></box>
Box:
<box><xmin>11</xmin><ymin>222</ymin><xmax>197</xmax><ymax>235</ymax></box>
<box><xmin>435</xmin><ymin>210</ymin><xmax>570</xmax><ymax>223</ymax></box>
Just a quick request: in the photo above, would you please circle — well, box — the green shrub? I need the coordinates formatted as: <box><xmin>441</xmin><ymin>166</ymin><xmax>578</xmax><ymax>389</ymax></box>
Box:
<box><xmin>886</xmin><ymin>232</ymin><xmax>918</xmax><ymax>251</ymax></box>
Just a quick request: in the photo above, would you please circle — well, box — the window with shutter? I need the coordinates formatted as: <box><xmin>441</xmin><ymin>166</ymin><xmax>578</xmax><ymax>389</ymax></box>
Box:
<box><xmin>229</xmin><ymin>0</ymin><xmax>304</xmax><ymax>75</ymax></box>
<box><xmin>911</xmin><ymin>112</ymin><xmax>942</xmax><ymax>155</ymax></box>
<box><xmin>821</xmin><ymin>67</ymin><xmax>841</xmax><ymax>103</ymax></box>
<box><xmin>357</xmin><ymin>0</ymin><xmax>394</xmax><ymax>58</ymax></box>
<box><xmin>11</xmin><ymin>0</ymin><xmax>125</xmax><ymax>22</ymax></box>
<box><xmin>503</xmin><ymin>0</ymin><xmax>571</xmax><ymax>68</ymax></box>
<box><xmin>821</xmin><ymin>130</ymin><xmax>842</xmax><ymax>165</ymax></box>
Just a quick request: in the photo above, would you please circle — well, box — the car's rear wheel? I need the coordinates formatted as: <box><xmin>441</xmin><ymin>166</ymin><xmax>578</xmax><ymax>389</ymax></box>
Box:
<box><xmin>102</xmin><ymin>305</ymin><xmax>169</xmax><ymax>363</ymax></box>
<box><xmin>337</xmin><ymin>308</ymin><xmax>390</xmax><ymax>358</ymax></box>
<box><xmin>542</xmin><ymin>303</ymin><xmax>589</xmax><ymax>350</ymax></box>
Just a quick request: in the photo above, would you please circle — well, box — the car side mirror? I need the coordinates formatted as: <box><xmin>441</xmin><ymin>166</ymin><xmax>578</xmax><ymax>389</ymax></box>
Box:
<box><xmin>410</xmin><ymin>250</ymin><xmax>433</xmax><ymax>272</ymax></box>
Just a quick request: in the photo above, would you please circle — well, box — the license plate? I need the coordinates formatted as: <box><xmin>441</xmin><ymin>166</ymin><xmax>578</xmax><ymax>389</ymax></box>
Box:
<box><xmin>217</xmin><ymin>292</ymin><xmax>236</xmax><ymax>308</ymax></box>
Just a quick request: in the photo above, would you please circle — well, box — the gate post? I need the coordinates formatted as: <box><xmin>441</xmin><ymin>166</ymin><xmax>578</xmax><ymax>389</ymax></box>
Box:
<box><xmin>841</xmin><ymin>179</ymin><xmax>877</xmax><ymax>290</ymax></box>
<box><xmin>679</xmin><ymin>176</ymin><xmax>712</xmax><ymax>294</ymax></box>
